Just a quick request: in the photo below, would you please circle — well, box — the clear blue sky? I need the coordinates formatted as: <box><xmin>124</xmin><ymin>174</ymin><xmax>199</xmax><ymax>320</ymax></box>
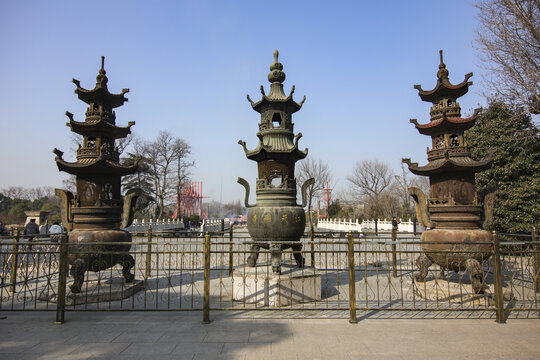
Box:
<box><xmin>0</xmin><ymin>1</ymin><xmax>487</xmax><ymax>203</ymax></box>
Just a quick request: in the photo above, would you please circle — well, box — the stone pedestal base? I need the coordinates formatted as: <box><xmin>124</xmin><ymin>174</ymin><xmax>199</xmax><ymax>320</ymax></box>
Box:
<box><xmin>412</xmin><ymin>277</ymin><xmax>513</xmax><ymax>305</ymax></box>
<box><xmin>233</xmin><ymin>264</ymin><xmax>321</xmax><ymax>306</ymax></box>
<box><xmin>39</xmin><ymin>277</ymin><xmax>144</xmax><ymax>306</ymax></box>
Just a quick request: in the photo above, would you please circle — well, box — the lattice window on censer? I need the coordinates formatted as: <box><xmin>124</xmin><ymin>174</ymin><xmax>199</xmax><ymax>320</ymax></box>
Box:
<box><xmin>86</xmin><ymin>137</ymin><xmax>96</xmax><ymax>148</ymax></box>
<box><xmin>101</xmin><ymin>137</ymin><xmax>113</xmax><ymax>155</ymax></box>
<box><xmin>449</xmin><ymin>134</ymin><xmax>459</xmax><ymax>147</ymax></box>
<box><xmin>269</xmin><ymin>168</ymin><xmax>283</xmax><ymax>187</ymax></box>
<box><xmin>103</xmin><ymin>183</ymin><xmax>114</xmax><ymax>200</ymax></box>
<box><xmin>433</xmin><ymin>135</ymin><xmax>445</xmax><ymax>149</ymax></box>
<box><xmin>272</xmin><ymin>112</ymin><xmax>282</xmax><ymax>128</ymax></box>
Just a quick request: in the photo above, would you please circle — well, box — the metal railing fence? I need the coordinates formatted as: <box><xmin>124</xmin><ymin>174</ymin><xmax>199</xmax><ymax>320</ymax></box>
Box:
<box><xmin>1</xmin><ymin>226</ymin><xmax>538</xmax><ymax>324</ymax></box>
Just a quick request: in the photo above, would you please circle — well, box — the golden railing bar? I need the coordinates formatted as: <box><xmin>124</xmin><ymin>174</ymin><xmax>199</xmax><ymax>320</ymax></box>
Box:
<box><xmin>391</xmin><ymin>226</ymin><xmax>398</xmax><ymax>278</ymax></box>
<box><xmin>145</xmin><ymin>225</ymin><xmax>152</xmax><ymax>280</ymax></box>
<box><xmin>202</xmin><ymin>231</ymin><xmax>211</xmax><ymax>324</ymax></box>
<box><xmin>229</xmin><ymin>226</ymin><xmax>234</xmax><ymax>276</ymax></box>
<box><xmin>347</xmin><ymin>231</ymin><xmax>357</xmax><ymax>324</ymax></box>
<box><xmin>492</xmin><ymin>231</ymin><xmax>506</xmax><ymax>324</ymax></box>
<box><xmin>532</xmin><ymin>226</ymin><xmax>539</xmax><ymax>292</ymax></box>
<box><xmin>9</xmin><ymin>228</ymin><xmax>20</xmax><ymax>293</ymax></box>
<box><xmin>56</xmin><ymin>233</ymin><xmax>69</xmax><ymax>324</ymax></box>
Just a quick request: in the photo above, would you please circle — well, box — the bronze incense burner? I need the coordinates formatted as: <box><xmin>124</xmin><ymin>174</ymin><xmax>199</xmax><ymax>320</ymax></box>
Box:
<box><xmin>403</xmin><ymin>51</ymin><xmax>496</xmax><ymax>294</ymax></box>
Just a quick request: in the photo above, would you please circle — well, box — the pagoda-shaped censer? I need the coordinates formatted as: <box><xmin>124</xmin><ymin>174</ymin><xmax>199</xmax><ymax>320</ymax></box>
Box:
<box><xmin>54</xmin><ymin>57</ymin><xmax>140</xmax><ymax>293</ymax></box>
<box><xmin>403</xmin><ymin>51</ymin><xmax>496</xmax><ymax>294</ymax></box>
<box><xmin>238</xmin><ymin>50</ymin><xmax>314</xmax><ymax>274</ymax></box>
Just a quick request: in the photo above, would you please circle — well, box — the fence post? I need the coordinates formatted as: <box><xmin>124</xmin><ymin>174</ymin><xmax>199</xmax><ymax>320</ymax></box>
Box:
<box><xmin>145</xmin><ymin>225</ymin><xmax>152</xmax><ymax>280</ymax></box>
<box><xmin>228</xmin><ymin>226</ymin><xmax>234</xmax><ymax>276</ymax></box>
<box><xmin>56</xmin><ymin>233</ymin><xmax>69</xmax><ymax>324</ymax></box>
<box><xmin>202</xmin><ymin>231</ymin><xmax>211</xmax><ymax>324</ymax></box>
<box><xmin>9</xmin><ymin>228</ymin><xmax>20</xmax><ymax>293</ymax></box>
<box><xmin>310</xmin><ymin>225</ymin><xmax>315</xmax><ymax>268</ymax></box>
<box><xmin>532</xmin><ymin>226</ymin><xmax>539</xmax><ymax>292</ymax></box>
<box><xmin>492</xmin><ymin>231</ymin><xmax>505</xmax><ymax>324</ymax></box>
<box><xmin>391</xmin><ymin>226</ymin><xmax>398</xmax><ymax>278</ymax></box>
<box><xmin>347</xmin><ymin>231</ymin><xmax>357</xmax><ymax>324</ymax></box>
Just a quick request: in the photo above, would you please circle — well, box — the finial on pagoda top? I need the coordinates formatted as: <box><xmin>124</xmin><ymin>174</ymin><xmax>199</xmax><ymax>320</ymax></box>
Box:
<box><xmin>437</xmin><ymin>50</ymin><xmax>449</xmax><ymax>81</ymax></box>
<box><xmin>96</xmin><ymin>56</ymin><xmax>108</xmax><ymax>88</ymax></box>
<box><xmin>268</xmin><ymin>49</ymin><xmax>286</xmax><ymax>84</ymax></box>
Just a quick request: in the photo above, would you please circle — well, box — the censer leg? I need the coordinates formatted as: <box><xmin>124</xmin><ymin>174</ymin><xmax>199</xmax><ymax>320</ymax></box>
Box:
<box><xmin>247</xmin><ymin>244</ymin><xmax>260</xmax><ymax>267</ymax></box>
<box><xmin>465</xmin><ymin>258</ymin><xmax>485</xmax><ymax>294</ymax></box>
<box><xmin>119</xmin><ymin>254</ymin><xmax>136</xmax><ymax>283</ymax></box>
<box><xmin>292</xmin><ymin>243</ymin><xmax>305</xmax><ymax>268</ymax></box>
<box><xmin>415</xmin><ymin>253</ymin><xmax>432</xmax><ymax>282</ymax></box>
<box><xmin>69</xmin><ymin>258</ymin><xmax>87</xmax><ymax>293</ymax></box>
<box><xmin>270</xmin><ymin>244</ymin><xmax>281</xmax><ymax>274</ymax></box>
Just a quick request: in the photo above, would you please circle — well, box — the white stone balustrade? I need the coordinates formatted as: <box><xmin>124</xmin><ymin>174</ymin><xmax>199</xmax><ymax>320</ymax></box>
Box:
<box><xmin>317</xmin><ymin>218</ymin><xmax>424</xmax><ymax>232</ymax></box>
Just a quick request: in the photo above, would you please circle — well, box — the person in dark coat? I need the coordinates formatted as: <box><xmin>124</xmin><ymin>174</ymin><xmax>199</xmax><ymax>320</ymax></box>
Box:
<box><xmin>24</xmin><ymin>219</ymin><xmax>40</xmax><ymax>249</ymax></box>
<box><xmin>391</xmin><ymin>217</ymin><xmax>400</xmax><ymax>229</ymax></box>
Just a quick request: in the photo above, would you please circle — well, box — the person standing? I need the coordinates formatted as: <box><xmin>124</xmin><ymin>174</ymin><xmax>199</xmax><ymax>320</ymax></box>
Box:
<box><xmin>49</xmin><ymin>222</ymin><xmax>63</xmax><ymax>234</ymax></box>
<box><xmin>49</xmin><ymin>222</ymin><xmax>63</xmax><ymax>242</ymax></box>
<box><xmin>24</xmin><ymin>219</ymin><xmax>40</xmax><ymax>249</ymax></box>
<box><xmin>391</xmin><ymin>217</ymin><xmax>400</xmax><ymax>230</ymax></box>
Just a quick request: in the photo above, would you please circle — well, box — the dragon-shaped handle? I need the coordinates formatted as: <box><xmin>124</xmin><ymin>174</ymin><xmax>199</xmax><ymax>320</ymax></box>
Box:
<box><xmin>300</xmin><ymin>178</ymin><xmax>315</xmax><ymax>207</ymax></box>
<box><xmin>121</xmin><ymin>189</ymin><xmax>140</xmax><ymax>229</ymax></box>
<box><xmin>478</xmin><ymin>187</ymin><xmax>497</xmax><ymax>229</ymax></box>
<box><xmin>55</xmin><ymin>188</ymin><xmax>74</xmax><ymax>232</ymax></box>
<box><xmin>408</xmin><ymin>187</ymin><xmax>432</xmax><ymax>228</ymax></box>
<box><xmin>237</xmin><ymin>177</ymin><xmax>255</xmax><ymax>208</ymax></box>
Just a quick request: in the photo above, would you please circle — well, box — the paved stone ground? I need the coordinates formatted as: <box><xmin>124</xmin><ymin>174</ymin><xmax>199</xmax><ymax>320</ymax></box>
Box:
<box><xmin>1</xmin><ymin>311</ymin><xmax>539</xmax><ymax>360</ymax></box>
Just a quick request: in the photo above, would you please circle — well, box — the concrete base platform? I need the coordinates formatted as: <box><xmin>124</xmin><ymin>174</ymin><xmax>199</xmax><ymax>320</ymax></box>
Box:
<box><xmin>233</xmin><ymin>264</ymin><xmax>321</xmax><ymax>306</ymax></box>
<box><xmin>39</xmin><ymin>278</ymin><xmax>144</xmax><ymax>306</ymax></box>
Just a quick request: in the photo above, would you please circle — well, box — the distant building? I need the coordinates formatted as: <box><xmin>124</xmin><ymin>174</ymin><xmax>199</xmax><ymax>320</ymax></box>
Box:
<box><xmin>24</xmin><ymin>211</ymin><xmax>50</xmax><ymax>226</ymax></box>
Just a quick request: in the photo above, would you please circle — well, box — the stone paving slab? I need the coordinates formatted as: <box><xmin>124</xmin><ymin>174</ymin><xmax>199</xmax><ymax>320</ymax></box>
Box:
<box><xmin>1</xmin><ymin>311</ymin><xmax>539</xmax><ymax>360</ymax></box>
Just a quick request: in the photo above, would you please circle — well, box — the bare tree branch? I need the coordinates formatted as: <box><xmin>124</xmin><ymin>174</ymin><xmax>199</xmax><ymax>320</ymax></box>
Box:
<box><xmin>475</xmin><ymin>0</ymin><xmax>540</xmax><ymax>114</ymax></box>
<box><xmin>134</xmin><ymin>131</ymin><xmax>193</xmax><ymax>219</ymax></box>
<box><xmin>296</xmin><ymin>158</ymin><xmax>332</xmax><ymax>227</ymax></box>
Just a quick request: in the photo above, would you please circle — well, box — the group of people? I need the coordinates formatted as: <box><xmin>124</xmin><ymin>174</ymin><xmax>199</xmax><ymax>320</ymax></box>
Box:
<box><xmin>24</xmin><ymin>219</ymin><xmax>63</xmax><ymax>236</ymax></box>
<box><xmin>0</xmin><ymin>219</ymin><xmax>64</xmax><ymax>248</ymax></box>
<box><xmin>23</xmin><ymin>219</ymin><xmax>65</xmax><ymax>248</ymax></box>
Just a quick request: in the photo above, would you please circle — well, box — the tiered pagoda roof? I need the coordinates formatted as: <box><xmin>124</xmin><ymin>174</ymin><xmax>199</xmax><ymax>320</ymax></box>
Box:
<box><xmin>73</xmin><ymin>56</ymin><xmax>129</xmax><ymax>111</ymax></box>
<box><xmin>65</xmin><ymin>112</ymin><xmax>135</xmax><ymax>139</ymax></box>
<box><xmin>409</xmin><ymin>110</ymin><xmax>479</xmax><ymax>136</ymax></box>
<box><xmin>241</xmin><ymin>50</ymin><xmax>308</xmax><ymax>162</ymax></box>
<box><xmin>403</xmin><ymin>50</ymin><xmax>494</xmax><ymax>176</ymax></box>
<box><xmin>54</xmin><ymin>57</ymin><xmax>139</xmax><ymax>177</ymax></box>
<box><xmin>413</xmin><ymin>50</ymin><xmax>473</xmax><ymax>102</ymax></box>
<box><xmin>54</xmin><ymin>148</ymin><xmax>140</xmax><ymax>176</ymax></box>
<box><xmin>402</xmin><ymin>153</ymin><xmax>494</xmax><ymax>176</ymax></box>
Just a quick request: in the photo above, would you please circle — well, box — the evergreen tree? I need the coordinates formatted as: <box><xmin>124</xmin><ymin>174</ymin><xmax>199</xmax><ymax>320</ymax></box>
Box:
<box><xmin>465</xmin><ymin>101</ymin><xmax>540</xmax><ymax>233</ymax></box>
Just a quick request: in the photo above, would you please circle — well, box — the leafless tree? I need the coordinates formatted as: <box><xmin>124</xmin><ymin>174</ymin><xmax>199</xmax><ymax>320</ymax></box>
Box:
<box><xmin>223</xmin><ymin>200</ymin><xmax>245</xmax><ymax>216</ymax></box>
<box><xmin>1</xmin><ymin>186</ymin><xmax>56</xmax><ymax>201</ymax></box>
<box><xmin>173</xmin><ymin>138</ymin><xmax>195</xmax><ymax>216</ymax></box>
<box><xmin>135</xmin><ymin>131</ymin><xmax>193</xmax><ymax>219</ymax></box>
<box><xmin>296</xmin><ymin>158</ymin><xmax>332</xmax><ymax>228</ymax></box>
<box><xmin>347</xmin><ymin>160</ymin><xmax>394</xmax><ymax>201</ymax></box>
<box><xmin>347</xmin><ymin>159</ymin><xmax>396</xmax><ymax>219</ymax></box>
<box><xmin>475</xmin><ymin>0</ymin><xmax>540</xmax><ymax>114</ymax></box>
